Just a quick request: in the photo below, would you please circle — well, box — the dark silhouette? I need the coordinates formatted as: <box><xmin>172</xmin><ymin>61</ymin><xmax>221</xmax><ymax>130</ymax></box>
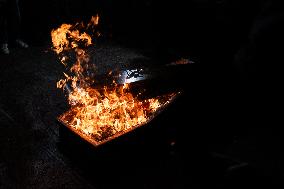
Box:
<box><xmin>0</xmin><ymin>0</ymin><xmax>28</xmax><ymax>55</ymax></box>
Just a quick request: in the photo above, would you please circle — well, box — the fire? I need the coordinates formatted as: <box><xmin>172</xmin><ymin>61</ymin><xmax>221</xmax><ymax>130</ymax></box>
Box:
<box><xmin>87</xmin><ymin>14</ymin><xmax>99</xmax><ymax>29</ymax></box>
<box><xmin>51</xmin><ymin>24</ymin><xmax>92</xmax><ymax>54</ymax></box>
<box><xmin>52</xmin><ymin>16</ymin><xmax>177</xmax><ymax>145</ymax></box>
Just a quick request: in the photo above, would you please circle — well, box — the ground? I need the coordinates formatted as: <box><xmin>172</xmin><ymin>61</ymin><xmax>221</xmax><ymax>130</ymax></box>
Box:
<box><xmin>0</xmin><ymin>45</ymin><xmax>154</xmax><ymax>189</ymax></box>
<box><xmin>0</xmin><ymin>45</ymin><xmax>282</xmax><ymax>188</ymax></box>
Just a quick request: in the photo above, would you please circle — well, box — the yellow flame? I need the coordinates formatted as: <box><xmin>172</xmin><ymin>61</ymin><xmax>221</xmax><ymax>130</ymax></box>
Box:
<box><xmin>52</xmin><ymin>15</ymin><xmax>176</xmax><ymax>144</ymax></box>
<box><xmin>88</xmin><ymin>14</ymin><xmax>99</xmax><ymax>29</ymax></box>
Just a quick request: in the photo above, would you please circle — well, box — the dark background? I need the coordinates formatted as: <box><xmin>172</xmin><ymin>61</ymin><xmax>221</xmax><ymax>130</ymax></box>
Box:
<box><xmin>1</xmin><ymin>0</ymin><xmax>284</xmax><ymax>188</ymax></box>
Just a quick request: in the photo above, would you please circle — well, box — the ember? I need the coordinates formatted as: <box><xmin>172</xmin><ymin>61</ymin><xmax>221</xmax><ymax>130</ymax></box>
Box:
<box><xmin>52</xmin><ymin>16</ymin><xmax>178</xmax><ymax>146</ymax></box>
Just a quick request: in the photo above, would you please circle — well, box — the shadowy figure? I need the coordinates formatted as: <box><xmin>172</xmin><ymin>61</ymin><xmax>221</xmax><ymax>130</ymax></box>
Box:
<box><xmin>0</xmin><ymin>0</ymin><xmax>28</xmax><ymax>55</ymax></box>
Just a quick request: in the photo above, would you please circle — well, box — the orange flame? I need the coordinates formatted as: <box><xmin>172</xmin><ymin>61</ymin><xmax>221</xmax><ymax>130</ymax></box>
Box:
<box><xmin>52</xmin><ymin>16</ymin><xmax>177</xmax><ymax>145</ymax></box>
<box><xmin>88</xmin><ymin>14</ymin><xmax>99</xmax><ymax>29</ymax></box>
<box><xmin>51</xmin><ymin>24</ymin><xmax>92</xmax><ymax>54</ymax></box>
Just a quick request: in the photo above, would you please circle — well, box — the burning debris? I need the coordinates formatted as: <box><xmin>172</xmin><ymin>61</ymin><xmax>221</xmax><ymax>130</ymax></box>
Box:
<box><xmin>52</xmin><ymin>15</ymin><xmax>179</xmax><ymax>146</ymax></box>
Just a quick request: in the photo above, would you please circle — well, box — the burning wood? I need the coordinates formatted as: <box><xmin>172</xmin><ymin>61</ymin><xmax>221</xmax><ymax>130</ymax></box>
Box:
<box><xmin>52</xmin><ymin>15</ymin><xmax>179</xmax><ymax>146</ymax></box>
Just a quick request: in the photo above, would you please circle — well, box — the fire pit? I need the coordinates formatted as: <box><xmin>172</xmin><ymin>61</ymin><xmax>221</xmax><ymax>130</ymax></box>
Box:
<box><xmin>58</xmin><ymin>90</ymin><xmax>180</xmax><ymax>147</ymax></box>
<box><xmin>52</xmin><ymin>16</ymin><xmax>188</xmax><ymax>148</ymax></box>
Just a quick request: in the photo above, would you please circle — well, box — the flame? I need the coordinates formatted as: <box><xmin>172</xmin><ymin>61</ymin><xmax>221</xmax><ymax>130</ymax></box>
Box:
<box><xmin>60</xmin><ymin>86</ymin><xmax>173</xmax><ymax>142</ymax></box>
<box><xmin>51</xmin><ymin>24</ymin><xmax>92</xmax><ymax>54</ymax></box>
<box><xmin>169</xmin><ymin>58</ymin><xmax>191</xmax><ymax>65</ymax></box>
<box><xmin>52</xmin><ymin>16</ymin><xmax>177</xmax><ymax>145</ymax></box>
<box><xmin>88</xmin><ymin>14</ymin><xmax>99</xmax><ymax>29</ymax></box>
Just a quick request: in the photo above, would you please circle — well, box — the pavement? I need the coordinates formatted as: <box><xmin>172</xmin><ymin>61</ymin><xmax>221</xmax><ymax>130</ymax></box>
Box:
<box><xmin>0</xmin><ymin>45</ymin><xmax>154</xmax><ymax>189</ymax></box>
<box><xmin>0</xmin><ymin>45</ymin><xmax>283</xmax><ymax>189</ymax></box>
